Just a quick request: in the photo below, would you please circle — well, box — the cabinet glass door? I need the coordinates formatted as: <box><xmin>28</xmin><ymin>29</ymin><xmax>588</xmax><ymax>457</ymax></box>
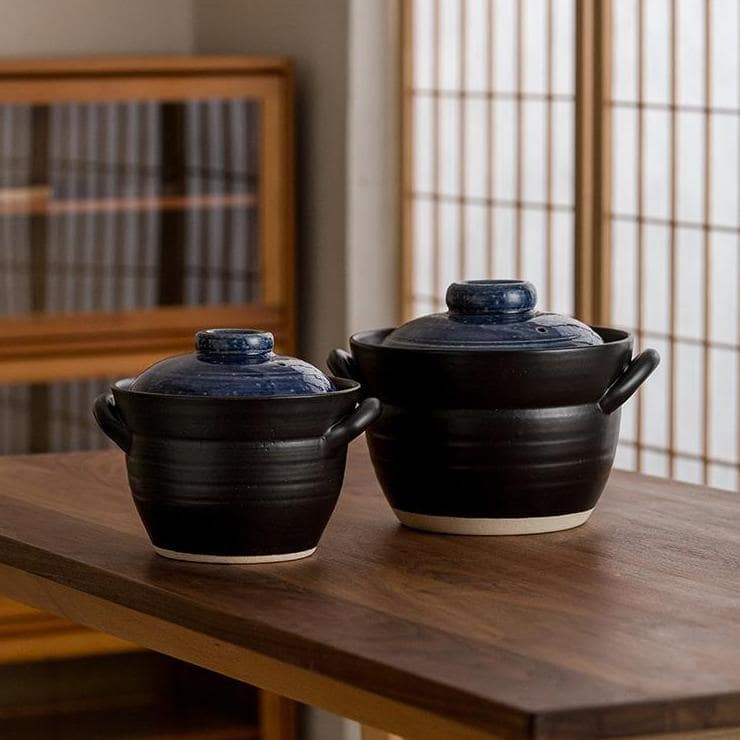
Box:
<box><xmin>0</xmin><ymin>98</ymin><xmax>262</xmax><ymax>317</ymax></box>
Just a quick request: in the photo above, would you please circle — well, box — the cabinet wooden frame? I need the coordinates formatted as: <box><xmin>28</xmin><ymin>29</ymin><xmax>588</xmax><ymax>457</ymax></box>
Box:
<box><xmin>0</xmin><ymin>56</ymin><xmax>295</xmax><ymax>383</ymax></box>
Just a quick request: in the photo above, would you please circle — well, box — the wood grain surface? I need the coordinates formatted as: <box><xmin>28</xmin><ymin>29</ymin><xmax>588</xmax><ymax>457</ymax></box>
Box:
<box><xmin>0</xmin><ymin>440</ymin><xmax>737</xmax><ymax>739</ymax></box>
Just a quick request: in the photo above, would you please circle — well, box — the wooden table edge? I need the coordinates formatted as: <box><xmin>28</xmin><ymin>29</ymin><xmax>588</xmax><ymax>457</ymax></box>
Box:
<box><xmin>4</xmin><ymin>562</ymin><xmax>739</xmax><ymax>740</ymax></box>
<box><xmin>0</xmin><ymin>562</ymin><xmax>510</xmax><ymax>740</ymax></box>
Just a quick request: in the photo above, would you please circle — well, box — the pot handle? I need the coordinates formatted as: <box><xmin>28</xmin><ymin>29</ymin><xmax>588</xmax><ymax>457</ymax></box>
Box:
<box><xmin>599</xmin><ymin>349</ymin><xmax>660</xmax><ymax>415</ymax></box>
<box><xmin>93</xmin><ymin>393</ymin><xmax>132</xmax><ymax>453</ymax></box>
<box><xmin>321</xmin><ymin>397</ymin><xmax>381</xmax><ymax>457</ymax></box>
<box><xmin>327</xmin><ymin>348</ymin><xmax>360</xmax><ymax>382</ymax></box>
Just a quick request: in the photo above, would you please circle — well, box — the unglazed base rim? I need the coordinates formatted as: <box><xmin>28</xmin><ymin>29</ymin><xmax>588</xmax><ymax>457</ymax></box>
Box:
<box><xmin>152</xmin><ymin>546</ymin><xmax>317</xmax><ymax>564</ymax></box>
<box><xmin>393</xmin><ymin>508</ymin><xmax>594</xmax><ymax>535</ymax></box>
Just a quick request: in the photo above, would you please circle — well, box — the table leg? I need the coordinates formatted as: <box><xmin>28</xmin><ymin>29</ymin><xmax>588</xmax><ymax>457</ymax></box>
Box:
<box><xmin>260</xmin><ymin>691</ymin><xmax>298</xmax><ymax>740</ymax></box>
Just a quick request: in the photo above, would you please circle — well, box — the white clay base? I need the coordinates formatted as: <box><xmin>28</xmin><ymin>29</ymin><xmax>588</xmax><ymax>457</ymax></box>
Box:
<box><xmin>152</xmin><ymin>546</ymin><xmax>317</xmax><ymax>564</ymax></box>
<box><xmin>393</xmin><ymin>508</ymin><xmax>594</xmax><ymax>535</ymax></box>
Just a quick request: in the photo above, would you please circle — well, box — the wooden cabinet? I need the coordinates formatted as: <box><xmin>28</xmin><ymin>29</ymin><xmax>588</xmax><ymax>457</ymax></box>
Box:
<box><xmin>0</xmin><ymin>55</ymin><xmax>294</xmax><ymax>372</ymax></box>
<box><xmin>0</xmin><ymin>56</ymin><xmax>296</xmax><ymax>738</ymax></box>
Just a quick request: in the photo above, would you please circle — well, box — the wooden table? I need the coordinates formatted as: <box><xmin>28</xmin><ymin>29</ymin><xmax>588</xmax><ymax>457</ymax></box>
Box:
<box><xmin>0</xmin><ymin>440</ymin><xmax>737</xmax><ymax>739</ymax></box>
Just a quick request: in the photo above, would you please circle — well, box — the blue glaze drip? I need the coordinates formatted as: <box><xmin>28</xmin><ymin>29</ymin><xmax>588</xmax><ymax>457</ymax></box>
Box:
<box><xmin>384</xmin><ymin>280</ymin><xmax>603</xmax><ymax>350</ymax></box>
<box><xmin>130</xmin><ymin>329</ymin><xmax>336</xmax><ymax>397</ymax></box>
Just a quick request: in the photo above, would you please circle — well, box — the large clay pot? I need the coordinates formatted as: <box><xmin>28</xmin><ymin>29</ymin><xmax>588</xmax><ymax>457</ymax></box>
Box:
<box><xmin>328</xmin><ymin>281</ymin><xmax>659</xmax><ymax>535</ymax></box>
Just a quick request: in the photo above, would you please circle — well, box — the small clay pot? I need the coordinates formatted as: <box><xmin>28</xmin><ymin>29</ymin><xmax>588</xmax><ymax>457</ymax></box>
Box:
<box><xmin>94</xmin><ymin>329</ymin><xmax>381</xmax><ymax>563</ymax></box>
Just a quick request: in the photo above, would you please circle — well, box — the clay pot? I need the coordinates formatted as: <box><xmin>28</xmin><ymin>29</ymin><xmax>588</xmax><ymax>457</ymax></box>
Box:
<box><xmin>94</xmin><ymin>329</ymin><xmax>380</xmax><ymax>562</ymax></box>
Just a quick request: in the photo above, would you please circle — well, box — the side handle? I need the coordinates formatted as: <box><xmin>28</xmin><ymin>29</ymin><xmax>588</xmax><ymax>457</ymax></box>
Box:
<box><xmin>322</xmin><ymin>398</ymin><xmax>381</xmax><ymax>457</ymax></box>
<box><xmin>93</xmin><ymin>393</ymin><xmax>132</xmax><ymax>453</ymax></box>
<box><xmin>327</xmin><ymin>348</ymin><xmax>360</xmax><ymax>382</ymax></box>
<box><xmin>599</xmin><ymin>349</ymin><xmax>660</xmax><ymax>415</ymax></box>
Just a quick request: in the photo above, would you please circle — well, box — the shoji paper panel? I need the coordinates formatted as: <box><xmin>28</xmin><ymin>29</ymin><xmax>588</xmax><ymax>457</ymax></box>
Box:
<box><xmin>404</xmin><ymin>0</ymin><xmax>576</xmax><ymax>318</ymax></box>
<box><xmin>610</xmin><ymin>0</ymin><xmax>739</xmax><ymax>490</ymax></box>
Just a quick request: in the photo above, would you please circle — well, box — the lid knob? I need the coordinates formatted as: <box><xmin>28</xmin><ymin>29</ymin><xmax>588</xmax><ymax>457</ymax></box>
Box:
<box><xmin>446</xmin><ymin>280</ymin><xmax>537</xmax><ymax>315</ymax></box>
<box><xmin>196</xmin><ymin>329</ymin><xmax>274</xmax><ymax>361</ymax></box>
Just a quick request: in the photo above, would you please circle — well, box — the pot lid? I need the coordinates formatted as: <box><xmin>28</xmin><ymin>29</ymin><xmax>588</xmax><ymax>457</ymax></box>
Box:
<box><xmin>384</xmin><ymin>280</ymin><xmax>603</xmax><ymax>351</ymax></box>
<box><xmin>130</xmin><ymin>329</ymin><xmax>335</xmax><ymax>396</ymax></box>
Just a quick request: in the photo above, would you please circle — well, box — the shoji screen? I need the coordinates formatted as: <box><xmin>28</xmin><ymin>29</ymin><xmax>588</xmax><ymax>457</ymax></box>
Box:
<box><xmin>609</xmin><ymin>0</ymin><xmax>739</xmax><ymax>490</ymax></box>
<box><xmin>404</xmin><ymin>0</ymin><xmax>577</xmax><ymax>318</ymax></box>
<box><xmin>403</xmin><ymin>0</ymin><xmax>739</xmax><ymax>492</ymax></box>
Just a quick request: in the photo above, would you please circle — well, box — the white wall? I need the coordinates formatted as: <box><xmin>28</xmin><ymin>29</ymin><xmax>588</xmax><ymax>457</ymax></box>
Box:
<box><xmin>346</xmin><ymin>0</ymin><xmax>401</xmax><ymax>338</ymax></box>
<box><xmin>0</xmin><ymin>0</ymin><xmax>194</xmax><ymax>55</ymax></box>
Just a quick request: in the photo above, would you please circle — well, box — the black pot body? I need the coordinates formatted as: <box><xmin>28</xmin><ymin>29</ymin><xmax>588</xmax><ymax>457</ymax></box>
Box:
<box><xmin>334</xmin><ymin>328</ymin><xmax>657</xmax><ymax>535</ymax></box>
<box><xmin>368</xmin><ymin>403</ymin><xmax>620</xmax><ymax>520</ymax></box>
<box><xmin>96</xmin><ymin>378</ymin><xmax>378</xmax><ymax>562</ymax></box>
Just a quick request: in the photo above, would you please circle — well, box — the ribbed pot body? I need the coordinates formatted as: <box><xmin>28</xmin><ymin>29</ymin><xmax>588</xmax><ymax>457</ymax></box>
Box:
<box><xmin>349</xmin><ymin>328</ymin><xmax>633</xmax><ymax>528</ymax></box>
<box><xmin>111</xmin><ymin>379</ymin><xmax>361</xmax><ymax>559</ymax></box>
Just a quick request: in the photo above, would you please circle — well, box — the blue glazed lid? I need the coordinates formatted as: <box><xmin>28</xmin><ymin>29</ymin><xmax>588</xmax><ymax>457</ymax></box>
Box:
<box><xmin>384</xmin><ymin>280</ymin><xmax>603</xmax><ymax>351</ymax></box>
<box><xmin>130</xmin><ymin>329</ymin><xmax>336</xmax><ymax>396</ymax></box>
